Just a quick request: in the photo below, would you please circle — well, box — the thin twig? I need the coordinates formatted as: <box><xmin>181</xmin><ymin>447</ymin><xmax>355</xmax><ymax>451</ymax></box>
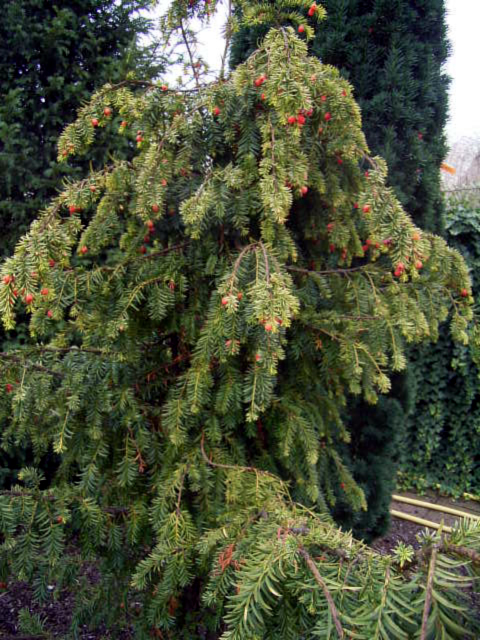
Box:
<box><xmin>298</xmin><ymin>547</ymin><xmax>345</xmax><ymax>639</ymax></box>
<box><xmin>420</xmin><ymin>546</ymin><xmax>438</xmax><ymax>640</ymax></box>
<box><xmin>259</xmin><ymin>241</ymin><xmax>271</xmax><ymax>285</ymax></box>
<box><xmin>0</xmin><ymin>352</ymin><xmax>63</xmax><ymax>379</ymax></box>
<box><xmin>180</xmin><ymin>20</ymin><xmax>201</xmax><ymax>89</ymax></box>
<box><xmin>200</xmin><ymin>432</ymin><xmax>283</xmax><ymax>484</ymax></box>
<box><xmin>219</xmin><ymin>0</ymin><xmax>233</xmax><ymax>82</ymax></box>
<box><xmin>287</xmin><ymin>264</ymin><xmax>375</xmax><ymax>277</ymax></box>
<box><xmin>176</xmin><ymin>465</ymin><xmax>190</xmax><ymax>515</ymax></box>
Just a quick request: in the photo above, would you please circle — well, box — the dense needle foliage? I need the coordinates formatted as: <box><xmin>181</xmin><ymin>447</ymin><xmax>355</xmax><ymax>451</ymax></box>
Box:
<box><xmin>0</xmin><ymin>1</ymin><xmax>478</xmax><ymax>637</ymax></box>
<box><xmin>230</xmin><ymin>0</ymin><xmax>451</xmax><ymax>539</ymax></box>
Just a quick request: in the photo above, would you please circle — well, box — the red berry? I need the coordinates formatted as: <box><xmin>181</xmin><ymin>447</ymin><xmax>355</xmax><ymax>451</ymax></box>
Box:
<box><xmin>300</xmin><ymin>186</ymin><xmax>308</xmax><ymax>196</ymax></box>
<box><xmin>254</xmin><ymin>75</ymin><xmax>266</xmax><ymax>87</ymax></box>
<box><xmin>237</xmin><ymin>292</ymin><xmax>243</xmax><ymax>301</ymax></box>
<box><xmin>362</xmin><ymin>244</ymin><xmax>369</xmax><ymax>252</ymax></box>
<box><xmin>308</xmin><ymin>3</ymin><xmax>317</xmax><ymax>17</ymax></box>
<box><xmin>412</xmin><ymin>232</ymin><xmax>421</xmax><ymax>241</ymax></box>
<box><xmin>394</xmin><ymin>262</ymin><xmax>405</xmax><ymax>278</ymax></box>
<box><xmin>342</xmin><ymin>89</ymin><xmax>347</xmax><ymax>97</ymax></box>
<box><xmin>91</xmin><ymin>118</ymin><xmax>99</xmax><ymax>127</ymax></box>
<box><xmin>89</xmin><ymin>185</ymin><xmax>96</xmax><ymax>193</ymax></box>
<box><xmin>161</xmin><ymin>84</ymin><xmax>168</xmax><ymax>92</ymax></box>
<box><xmin>353</xmin><ymin>202</ymin><xmax>359</xmax><ymax>209</ymax></box>
<box><xmin>306</xmin><ymin>108</ymin><xmax>313</xmax><ymax>117</ymax></box>
<box><xmin>57</xmin><ymin>516</ymin><xmax>64</xmax><ymax>524</ymax></box>
<box><xmin>103</xmin><ymin>107</ymin><xmax>112</xmax><ymax>117</ymax></box>
<box><xmin>225</xmin><ymin>339</ymin><xmax>232</xmax><ymax>347</ymax></box>
<box><xmin>329</xmin><ymin>243</ymin><xmax>336</xmax><ymax>253</ymax></box>
<box><xmin>288</xmin><ymin>116</ymin><xmax>297</xmax><ymax>125</ymax></box>
<box><xmin>47</xmin><ymin>310</ymin><xmax>53</xmax><ymax>318</ymax></box>
<box><xmin>264</xmin><ymin>323</ymin><xmax>273</xmax><ymax>332</ymax></box>
<box><xmin>136</xmin><ymin>135</ymin><xmax>143</xmax><ymax>142</ymax></box>
<box><xmin>337</xmin><ymin>156</ymin><xmax>343</xmax><ymax>165</ymax></box>
<box><xmin>261</xmin><ymin>93</ymin><xmax>266</xmax><ymax>101</ymax></box>
<box><xmin>121</xmin><ymin>120</ymin><xmax>128</xmax><ymax>127</ymax></box>
<box><xmin>143</xmin><ymin>235</ymin><xmax>150</xmax><ymax>243</ymax></box>
<box><xmin>324</xmin><ymin>112</ymin><xmax>331</xmax><ymax>121</ymax></box>
<box><xmin>49</xmin><ymin>259</ymin><xmax>55</xmax><ymax>268</ymax></box>
<box><xmin>297</xmin><ymin>114</ymin><xmax>306</xmax><ymax>125</ymax></box>
<box><xmin>340</xmin><ymin>482</ymin><xmax>346</xmax><ymax>490</ymax></box>
<box><xmin>161</xmin><ymin>179</ymin><xmax>167</xmax><ymax>187</ymax></box>
<box><xmin>415</xmin><ymin>260</ymin><xmax>423</xmax><ymax>270</ymax></box>
<box><xmin>41</xmin><ymin>288</ymin><xmax>49</xmax><ymax>296</ymax></box>
<box><xmin>255</xmin><ymin>353</ymin><xmax>262</xmax><ymax>362</ymax></box>
<box><xmin>80</xmin><ymin>246</ymin><xmax>88</xmax><ymax>255</ymax></box>
<box><xmin>69</xmin><ymin>205</ymin><xmax>77</xmax><ymax>215</ymax></box>
<box><xmin>327</xmin><ymin>223</ymin><xmax>334</xmax><ymax>232</ymax></box>
<box><xmin>365</xmin><ymin>170</ymin><xmax>370</xmax><ymax>178</ymax></box>
<box><xmin>221</xmin><ymin>296</ymin><xmax>229</xmax><ymax>306</ymax></box>
<box><xmin>375</xmin><ymin>242</ymin><xmax>381</xmax><ymax>249</ymax></box>
<box><xmin>213</xmin><ymin>106</ymin><xmax>221</xmax><ymax>116</ymax></box>
<box><xmin>362</xmin><ymin>205</ymin><xmax>370</xmax><ymax>214</ymax></box>
<box><xmin>25</xmin><ymin>293</ymin><xmax>34</xmax><ymax>304</ymax></box>
<box><xmin>5</xmin><ymin>384</ymin><xmax>13</xmax><ymax>393</ymax></box>
<box><xmin>418</xmin><ymin>132</ymin><xmax>423</xmax><ymax>140</ymax></box>
<box><xmin>139</xmin><ymin>246</ymin><xmax>147</xmax><ymax>254</ymax></box>
<box><xmin>152</xmin><ymin>202</ymin><xmax>160</xmax><ymax>213</ymax></box>
<box><xmin>298</xmin><ymin>25</ymin><xmax>305</xmax><ymax>33</ymax></box>
<box><xmin>147</xmin><ymin>219</ymin><xmax>155</xmax><ymax>230</ymax></box>
<box><xmin>3</xmin><ymin>275</ymin><xmax>12</xmax><ymax>285</ymax></box>
<box><xmin>168</xmin><ymin>280</ymin><xmax>175</xmax><ymax>291</ymax></box>
<box><xmin>461</xmin><ymin>288</ymin><xmax>468</xmax><ymax>298</ymax></box>
<box><xmin>321</xmin><ymin>95</ymin><xmax>327</xmax><ymax>102</ymax></box>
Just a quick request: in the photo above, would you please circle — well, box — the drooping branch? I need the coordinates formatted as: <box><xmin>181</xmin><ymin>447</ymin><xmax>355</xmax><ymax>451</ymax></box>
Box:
<box><xmin>298</xmin><ymin>546</ymin><xmax>345</xmax><ymax>639</ymax></box>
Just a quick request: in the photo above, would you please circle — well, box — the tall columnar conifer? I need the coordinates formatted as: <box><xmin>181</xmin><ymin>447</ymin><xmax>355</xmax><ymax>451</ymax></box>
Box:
<box><xmin>0</xmin><ymin>2</ymin><xmax>478</xmax><ymax>637</ymax></box>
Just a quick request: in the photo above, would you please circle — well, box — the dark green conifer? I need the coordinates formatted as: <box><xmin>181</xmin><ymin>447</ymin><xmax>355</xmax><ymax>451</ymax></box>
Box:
<box><xmin>0</xmin><ymin>3</ymin><xmax>477</xmax><ymax>637</ymax></box>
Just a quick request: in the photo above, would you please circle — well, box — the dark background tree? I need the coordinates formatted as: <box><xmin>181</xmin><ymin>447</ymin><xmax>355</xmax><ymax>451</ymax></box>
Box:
<box><xmin>230</xmin><ymin>0</ymin><xmax>451</xmax><ymax>540</ymax></box>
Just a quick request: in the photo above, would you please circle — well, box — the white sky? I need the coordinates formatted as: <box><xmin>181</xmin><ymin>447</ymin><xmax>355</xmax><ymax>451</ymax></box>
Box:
<box><xmin>150</xmin><ymin>1</ymin><xmax>480</xmax><ymax>144</ymax></box>
<box><xmin>445</xmin><ymin>0</ymin><xmax>480</xmax><ymax>143</ymax></box>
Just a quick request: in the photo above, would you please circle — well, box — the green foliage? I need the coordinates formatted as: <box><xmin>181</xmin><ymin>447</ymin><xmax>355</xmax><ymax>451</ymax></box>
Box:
<box><xmin>230</xmin><ymin>0</ymin><xmax>451</xmax><ymax>540</ymax></box>
<box><xmin>401</xmin><ymin>192</ymin><xmax>480</xmax><ymax>496</ymax></box>
<box><xmin>0</xmin><ymin>2</ymin><xmax>477</xmax><ymax>636</ymax></box>
<box><xmin>0</xmin><ymin>0</ymin><xmax>159</xmax><ymax>259</ymax></box>
<box><xmin>0</xmin><ymin>0</ymin><xmax>163</xmax><ymax>490</ymax></box>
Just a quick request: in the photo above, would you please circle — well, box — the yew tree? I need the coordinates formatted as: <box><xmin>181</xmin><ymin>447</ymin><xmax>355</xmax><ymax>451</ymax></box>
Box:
<box><xmin>0</xmin><ymin>1</ymin><xmax>479</xmax><ymax>638</ymax></box>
